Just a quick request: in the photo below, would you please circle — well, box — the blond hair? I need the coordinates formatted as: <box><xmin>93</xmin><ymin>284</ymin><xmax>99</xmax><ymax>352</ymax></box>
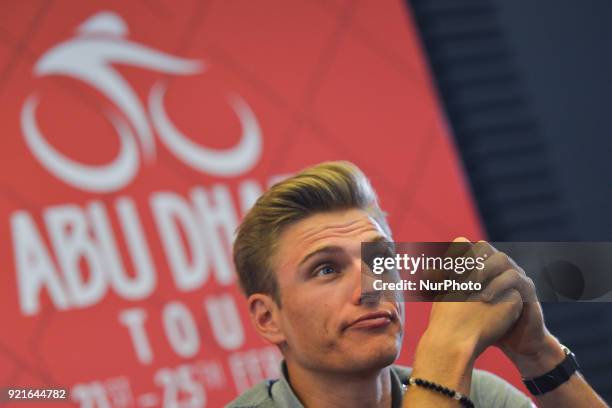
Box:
<box><xmin>233</xmin><ymin>161</ymin><xmax>389</xmax><ymax>304</ymax></box>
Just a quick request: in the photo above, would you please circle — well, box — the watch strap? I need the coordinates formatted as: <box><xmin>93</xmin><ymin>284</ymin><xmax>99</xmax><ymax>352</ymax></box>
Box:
<box><xmin>522</xmin><ymin>345</ymin><xmax>580</xmax><ymax>396</ymax></box>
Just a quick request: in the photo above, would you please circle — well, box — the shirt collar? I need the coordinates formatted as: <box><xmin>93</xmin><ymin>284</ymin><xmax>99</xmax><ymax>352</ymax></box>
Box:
<box><xmin>272</xmin><ymin>361</ymin><xmax>406</xmax><ymax>407</ymax></box>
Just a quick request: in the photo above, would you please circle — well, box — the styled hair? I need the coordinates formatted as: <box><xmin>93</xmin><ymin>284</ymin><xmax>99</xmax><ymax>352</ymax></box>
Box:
<box><xmin>232</xmin><ymin>161</ymin><xmax>390</xmax><ymax>304</ymax></box>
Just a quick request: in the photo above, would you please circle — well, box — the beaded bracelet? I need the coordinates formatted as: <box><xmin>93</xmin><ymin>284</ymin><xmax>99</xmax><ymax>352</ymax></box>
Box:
<box><xmin>405</xmin><ymin>376</ymin><xmax>475</xmax><ymax>408</ymax></box>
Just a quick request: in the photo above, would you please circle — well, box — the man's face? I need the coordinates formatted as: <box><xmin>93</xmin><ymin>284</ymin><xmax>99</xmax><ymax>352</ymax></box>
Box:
<box><xmin>271</xmin><ymin>208</ymin><xmax>404</xmax><ymax>375</ymax></box>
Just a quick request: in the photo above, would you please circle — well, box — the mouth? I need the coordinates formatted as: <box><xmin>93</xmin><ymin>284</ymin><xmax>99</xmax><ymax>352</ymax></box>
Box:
<box><xmin>346</xmin><ymin>310</ymin><xmax>395</xmax><ymax>330</ymax></box>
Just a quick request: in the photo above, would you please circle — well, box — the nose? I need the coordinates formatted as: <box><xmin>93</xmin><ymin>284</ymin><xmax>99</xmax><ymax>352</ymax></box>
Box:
<box><xmin>352</xmin><ymin>258</ymin><xmax>383</xmax><ymax>306</ymax></box>
<box><xmin>359</xmin><ymin>288</ymin><xmax>382</xmax><ymax>305</ymax></box>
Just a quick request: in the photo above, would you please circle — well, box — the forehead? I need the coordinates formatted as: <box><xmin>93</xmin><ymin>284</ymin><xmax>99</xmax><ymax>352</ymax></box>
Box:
<box><xmin>273</xmin><ymin>209</ymin><xmax>388</xmax><ymax>271</ymax></box>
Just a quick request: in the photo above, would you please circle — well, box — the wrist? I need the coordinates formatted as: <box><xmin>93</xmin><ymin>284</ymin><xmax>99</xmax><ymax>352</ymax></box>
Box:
<box><xmin>505</xmin><ymin>334</ymin><xmax>566</xmax><ymax>377</ymax></box>
<box><xmin>412</xmin><ymin>329</ymin><xmax>478</xmax><ymax>393</ymax></box>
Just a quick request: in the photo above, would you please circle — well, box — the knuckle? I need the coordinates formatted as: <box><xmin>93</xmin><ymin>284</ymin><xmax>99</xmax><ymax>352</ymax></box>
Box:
<box><xmin>497</xmin><ymin>251</ymin><xmax>513</xmax><ymax>267</ymax></box>
<box><xmin>496</xmin><ymin>268</ymin><xmax>519</xmax><ymax>285</ymax></box>
<box><xmin>509</xmin><ymin>289</ymin><xmax>523</xmax><ymax>314</ymax></box>
<box><xmin>475</xmin><ymin>241</ymin><xmax>492</xmax><ymax>256</ymax></box>
<box><xmin>486</xmin><ymin>252</ymin><xmax>511</xmax><ymax>271</ymax></box>
<box><xmin>507</xmin><ymin>268</ymin><xmax>521</xmax><ymax>281</ymax></box>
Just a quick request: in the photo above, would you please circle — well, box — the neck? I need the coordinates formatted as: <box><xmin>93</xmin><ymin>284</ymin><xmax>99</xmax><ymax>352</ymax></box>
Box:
<box><xmin>284</xmin><ymin>359</ymin><xmax>393</xmax><ymax>408</ymax></box>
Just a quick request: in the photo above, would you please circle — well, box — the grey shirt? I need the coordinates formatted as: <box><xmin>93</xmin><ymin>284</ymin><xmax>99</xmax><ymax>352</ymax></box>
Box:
<box><xmin>226</xmin><ymin>363</ymin><xmax>534</xmax><ymax>407</ymax></box>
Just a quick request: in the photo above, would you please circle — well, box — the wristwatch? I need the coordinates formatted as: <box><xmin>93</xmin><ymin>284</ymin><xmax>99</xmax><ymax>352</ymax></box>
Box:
<box><xmin>522</xmin><ymin>345</ymin><xmax>580</xmax><ymax>396</ymax></box>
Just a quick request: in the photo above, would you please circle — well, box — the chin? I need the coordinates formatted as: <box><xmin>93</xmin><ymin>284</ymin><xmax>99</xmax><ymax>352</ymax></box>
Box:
<box><xmin>348</xmin><ymin>338</ymin><xmax>400</xmax><ymax>373</ymax></box>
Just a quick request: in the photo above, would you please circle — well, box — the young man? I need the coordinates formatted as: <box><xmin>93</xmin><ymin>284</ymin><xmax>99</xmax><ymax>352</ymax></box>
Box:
<box><xmin>227</xmin><ymin>161</ymin><xmax>607</xmax><ymax>407</ymax></box>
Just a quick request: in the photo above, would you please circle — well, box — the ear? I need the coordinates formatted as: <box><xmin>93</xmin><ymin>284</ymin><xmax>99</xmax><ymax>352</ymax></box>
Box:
<box><xmin>247</xmin><ymin>293</ymin><xmax>286</xmax><ymax>345</ymax></box>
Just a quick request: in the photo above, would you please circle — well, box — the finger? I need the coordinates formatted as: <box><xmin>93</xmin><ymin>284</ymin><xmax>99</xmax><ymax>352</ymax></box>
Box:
<box><xmin>494</xmin><ymin>289</ymin><xmax>524</xmax><ymax>324</ymax></box>
<box><xmin>420</xmin><ymin>262</ymin><xmax>447</xmax><ymax>283</ymax></box>
<box><xmin>465</xmin><ymin>241</ymin><xmax>498</xmax><ymax>261</ymax></box>
<box><xmin>438</xmin><ymin>238</ymin><xmax>475</xmax><ymax>283</ymax></box>
<box><xmin>417</xmin><ymin>237</ymin><xmax>472</xmax><ymax>282</ymax></box>
<box><xmin>470</xmin><ymin>251</ymin><xmax>516</xmax><ymax>284</ymax></box>
<box><xmin>445</xmin><ymin>240</ymin><xmax>495</xmax><ymax>278</ymax></box>
<box><xmin>480</xmin><ymin>269</ymin><xmax>537</xmax><ymax>303</ymax></box>
<box><xmin>450</xmin><ymin>241</ymin><xmax>497</xmax><ymax>283</ymax></box>
<box><xmin>443</xmin><ymin>237</ymin><xmax>473</xmax><ymax>259</ymax></box>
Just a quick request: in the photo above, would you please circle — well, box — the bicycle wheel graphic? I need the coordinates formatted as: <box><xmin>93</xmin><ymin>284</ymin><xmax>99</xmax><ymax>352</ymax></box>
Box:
<box><xmin>21</xmin><ymin>94</ymin><xmax>140</xmax><ymax>193</ymax></box>
<box><xmin>149</xmin><ymin>81</ymin><xmax>262</xmax><ymax>178</ymax></box>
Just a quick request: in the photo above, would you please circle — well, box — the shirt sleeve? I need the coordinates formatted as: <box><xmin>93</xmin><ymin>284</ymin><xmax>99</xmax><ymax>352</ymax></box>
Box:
<box><xmin>470</xmin><ymin>369</ymin><xmax>536</xmax><ymax>408</ymax></box>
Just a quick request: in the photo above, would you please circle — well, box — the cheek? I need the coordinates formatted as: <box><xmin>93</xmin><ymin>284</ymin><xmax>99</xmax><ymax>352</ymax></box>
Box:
<box><xmin>282</xmin><ymin>301</ymin><xmax>335</xmax><ymax>347</ymax></box>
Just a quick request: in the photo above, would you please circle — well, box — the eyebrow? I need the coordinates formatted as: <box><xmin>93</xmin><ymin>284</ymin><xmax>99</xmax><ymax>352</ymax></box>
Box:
<box><xmin>297</xmin><ymin>235</ymin><xmax>390</xmax><ymax>267</ymax></box>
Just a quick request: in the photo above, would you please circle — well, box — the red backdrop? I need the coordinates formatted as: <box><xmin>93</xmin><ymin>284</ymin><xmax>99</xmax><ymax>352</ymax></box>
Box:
<box><xmin>0</xmin><ymin>1</ymin><xmax>524</xmax><ymax>406</ymax></box>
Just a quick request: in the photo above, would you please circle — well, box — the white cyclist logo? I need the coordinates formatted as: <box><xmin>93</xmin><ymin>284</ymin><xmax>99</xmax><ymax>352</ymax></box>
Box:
<box><xmin>21</xmin><ymin>11</ymin><xmax>262</xmax><ymax>192</ymax></box>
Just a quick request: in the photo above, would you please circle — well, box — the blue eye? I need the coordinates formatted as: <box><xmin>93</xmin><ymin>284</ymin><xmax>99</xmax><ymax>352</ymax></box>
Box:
<box><xmin>315</xmin><ymin>264</ymin><xmax>337</xmax><ymax>277</ymax></box>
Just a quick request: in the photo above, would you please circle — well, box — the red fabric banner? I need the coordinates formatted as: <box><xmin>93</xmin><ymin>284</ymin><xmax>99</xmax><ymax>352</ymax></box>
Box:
<box><xmin>0</xmin><ymin>1</ymin><xmax>518</xmax><ymax>406</ymax></box>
